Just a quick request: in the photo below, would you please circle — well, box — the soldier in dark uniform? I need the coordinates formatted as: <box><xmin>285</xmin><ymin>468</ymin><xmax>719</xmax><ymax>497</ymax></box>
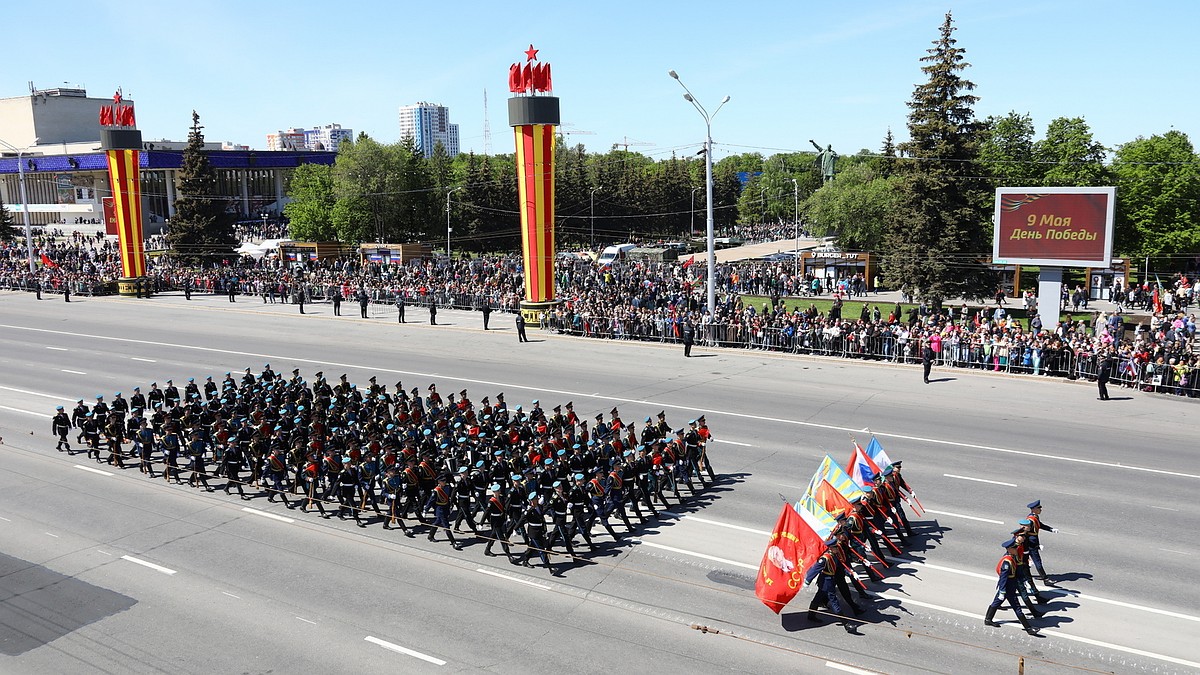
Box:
<box><xmin>483</xmin><ymin>483</ymin><xmax>515</xmax><ymax>561</ymax></box>
<box><xmin>425</xmin><ymin>475</ymin><xmax>461</xmax><ymax>549</ymax></box>
<box><xmin>147</xmin><ymin>383</ymin><xmax>165</xmax><ymax>410</ymax></box>
<box><xmin>136</xmin><ymin>420</ymin><xmax>156</xmax><ymax>477</ymax></box>
<box><xmin>71</xmin><ymin>399</ymin><xmax>89</xmax><ymax>444</ymax></box>
<box><xmin>161</xmin><ymin>426</ymin><xmax>181</xmax><ymax>482</ymax></box>
<box><xmin>187</xmin><ymin>431</ymin><xmax>213</xmax><ymax>490</ymax></box>
<box><xmin>264</xmin><ymin>449</ymin><xmax>294</xmax><ymax>508</ymax></box>
<box><xmin>481</xmin><ymin>300</ymin><xmax>491</xmax><ymax>330</ymax></box>
<box><xmin>984</xmin><ymin>538</ymin><xmax>1040</xmax><ymax>635</ymax></box>
<box><xmin>203</xmin><ymin>376</ymin><xmax>218</xmax><ymax>402</ymax></box>
<box><xmin>52</xmin><ymin>406</ymin><xmax>72</xmax><ymax>452</ymax></box>
<box><xmin>222</xmin><ymin>438</ymin><xmax>249</xmax><ymax>498</ymax></box>
<box><xmin>1023</xmin><ymin>500</ymin><xmax>1056</xmax><ymax>581</ymax></box>
<box><xmin>516</xmin><ymin>312</ymin><xmax>528</xmax><ymax>342</ymax></box>
<box><xmin>452</xmin><ymin>466</ymin><xmax>480</xmax><ymax>535</ymax></box>
<box><xmin>516</xmin><ymin>492</ymin><xmax>558</xmax><ymax>574</ymax></box>
<box><xmin>332</xmin><ymin>289</ymin><xmax>342</xmax><ymax>316</ymax></box>
<box><xmin>380</xmin><ymin>466</ymin><xmax>414</xmax><ymax>536</ymax></box>
<box><xmin>164</xmin><ymin>380</ymin><xmax>180</xmax><ymax>408</ymax></box>
<box><xmin>105</xmin><ymin>416</ymin><xmax>126</xmax><ymax>469</ymax></box>
<box><xmin>804</xmin><ymin>537</ymin><xmax>858</xmax><ymax>633</ymax></box>
<box><xmin>184</xmin><ymin>378</ymin><xmax>200</xmax><ymax>404</ymax></box>
<box><xmin>546</xmin><ymin>481</ymin><xmax>578</xmax><ymax>556</ymax></box>
<box><xmin>337</xmin><ymin>457</ymin><xmax>365</xmax><ymax>526</ymax></box>
<box><xmin>129</xmin><ymin>386</ymin><xmax>146</xmax><ymax>412</ymax></box>
<box><xmin>396</xmin><ymin>294</ymin><xmax>405</xmax><ymax>323</ymax></box>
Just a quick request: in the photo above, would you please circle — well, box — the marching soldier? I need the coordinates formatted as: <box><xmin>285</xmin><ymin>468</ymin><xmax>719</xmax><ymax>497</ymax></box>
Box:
<box><xmin>804</xmin><ymin>537</ymin><xmax>859</xmax><ymax>633</ymax></box>
<box><xmin>483</xmin><ymin>483</ymin><xmax>516</xmax><ymax>562</ymax></box>
<box><xmin>52</xmin><ymin>406</ymin><xmax>72</xmax><ymax>452</ymax></box>
<box><xmin>222</xmin><ymin>438</ymin><xmax>249</xmax><ymax>499</ymax></box>
<box><xmin>984</xmin><ymin>538</ymin><xmax>1041</xmax><ymax>636</ymax></box>
<box><xmin>516</xmin><ymin>492</ymin><xmax>558</xmax><ymax>574</ymax></box>
<box><xmin>1024</xmin><ymin>500</ymin><xmax>1056</xmax><ymax>581</ymax></box>
<box><xmin>425</xmin><ymin>475</ymin><xmax>461</xmax><ymax>549</ymax></box>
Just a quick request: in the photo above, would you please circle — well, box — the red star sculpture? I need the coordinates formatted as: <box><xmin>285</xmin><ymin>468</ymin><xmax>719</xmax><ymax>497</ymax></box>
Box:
<box><xmin>525</xmin><ymin>44</ymin><xmax>539</xmax><ymax>62</ymax></box>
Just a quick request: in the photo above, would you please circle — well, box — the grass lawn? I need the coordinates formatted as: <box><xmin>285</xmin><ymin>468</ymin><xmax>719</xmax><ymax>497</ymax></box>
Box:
<box><xmin>738</xmin><ymin>294</ymin><xmax>1096</xmax><ymax>331</ymax></box>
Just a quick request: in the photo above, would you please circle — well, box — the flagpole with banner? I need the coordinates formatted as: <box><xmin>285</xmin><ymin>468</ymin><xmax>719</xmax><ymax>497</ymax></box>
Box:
<box><xmin>754</xmin><ymin>503</ymin><xmax>828</xmax><ymax>614</ymax></box>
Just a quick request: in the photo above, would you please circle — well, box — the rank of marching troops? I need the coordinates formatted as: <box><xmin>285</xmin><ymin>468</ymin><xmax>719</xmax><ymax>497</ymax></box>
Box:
<box><xmin>983</xmin><ymin>499</ymin><xmax>1057</xmax><ymax>636</ymax></box>
<box><xmin>51</xmin><ymin>366</ymin><xmax>720</xmax><ymax>574</ymax></box>
<box><xmin>802</xmin><ymin>461</ymin><xmax>919</xmax><ymax>634</ymax></box>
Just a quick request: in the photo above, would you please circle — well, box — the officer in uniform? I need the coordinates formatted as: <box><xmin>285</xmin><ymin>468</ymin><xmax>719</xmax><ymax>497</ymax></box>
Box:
<box><xmin>804</xmin><ymin>537</ymin><xmax>858</xmax><ymax>633</ymax></box>
<box><xmin>985</xmin><ymin>538</ymin><xmax>1040</xmax><ymax>635</ymax></box>
<box><xmin>222</xmin><ymin>438</ymin><xmax>249</xmax><ymax>499</ymax></box>
<box><xmin>516</xmin><ymin>492</ymin><xmax>558</xmax><ymax>574</ymax></box>
<box><xmin>380</xmin><ymin>466</ymin><xmax>414</xmax><ymax>536</ymax></box>
<box><xmin>136</xmin><ymin>419</ymin><xmax>157</xmax><ymax>477</ymax></box>
<box><xmin>52</xmin><ymin>406</ymin><xmax>72</xmax><ymax>452</ymax></box>
<box><xmin>1024</xmin><ymin>500</ymin><xmax>1056</xmax><ymax>581</ymax></box>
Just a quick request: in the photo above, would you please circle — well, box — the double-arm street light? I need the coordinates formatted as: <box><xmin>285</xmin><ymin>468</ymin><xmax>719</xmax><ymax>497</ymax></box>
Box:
<box><xmin>0</xmin><ymin>137</ymin><xmax>39</xmax><ymax>273</ymax></box>
<box><xmin>446</xmin><ymin>186</ymin><xmax>462</xmax><ymax>260</ymax></box>
<box><xmin>668</xmin><ymin>70</ymin><xmax>729</xmax><ymax>318</ymax></box>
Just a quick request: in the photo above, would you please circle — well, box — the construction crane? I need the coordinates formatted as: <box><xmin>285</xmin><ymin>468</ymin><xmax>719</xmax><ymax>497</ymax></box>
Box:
<box><xmin>614</xmin><ymin>135</ymin><xmax>655</xmax><ymax>152</ymax></box>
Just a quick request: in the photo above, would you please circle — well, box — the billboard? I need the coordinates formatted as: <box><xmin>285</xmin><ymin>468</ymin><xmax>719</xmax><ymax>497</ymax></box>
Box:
<box><xmin>992</xmin><ymin>187</ymin><xmax>1115</xmax><ymax>267</ymax></box>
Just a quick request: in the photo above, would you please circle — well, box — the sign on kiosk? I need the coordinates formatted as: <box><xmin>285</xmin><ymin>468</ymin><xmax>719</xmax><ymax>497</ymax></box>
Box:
<box><xmin>992</xmin><ymin>187</ymin><xmax>1115</xmax><ymax>267</ymax></box>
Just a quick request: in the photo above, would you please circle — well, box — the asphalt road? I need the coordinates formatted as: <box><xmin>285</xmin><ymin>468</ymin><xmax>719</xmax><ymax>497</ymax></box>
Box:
<box><xmin>1</xmin><ymin>290</ymin><xmax>1197</xmax><ymax>674</ymax></box>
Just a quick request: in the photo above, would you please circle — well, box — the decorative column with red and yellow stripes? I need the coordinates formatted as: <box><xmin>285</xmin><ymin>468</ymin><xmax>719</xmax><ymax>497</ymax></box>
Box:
<box><xmin>99</xmin><ymin>89</ymin><xmax>149</xmax><ymax>297</ymax></box>
<box><xmin>508</xmin><ymin>45</ymin><xmax>560</xmax><ymax>318</ymax></box>
<box><xmin>105</xmin><ymin>147</ymin><xmax>145</xmax><ymax>279</ymax></box>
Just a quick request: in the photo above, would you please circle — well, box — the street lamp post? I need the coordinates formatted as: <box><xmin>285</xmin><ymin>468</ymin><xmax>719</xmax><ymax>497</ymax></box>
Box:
<box><xmin>0</xmin><ymin>137</ymin><xmax>39</xmax><ymax>274</ymax></box>
<box><xmin>446</xmin><ymin>186</ymin><xmax>462</xmax><ymax>260</ymax></box>
<box><xmin>590</xmin><ymin>186</ymin><xmax>602</xmax><ymax>249</ymax></box>
<box><xmin>791</xmin><ymin>178</ymin><xmax>800</xmax><ymax>279</ymax></box>
<box><xmin>690</xmin><ymin>186</ymin><xmax>702</xmax><ymax>239</ymax></box>
<box><xmin>668</xmin><ymin>70</ymin><xmax>729</xmax><ymax>318</ymax></box>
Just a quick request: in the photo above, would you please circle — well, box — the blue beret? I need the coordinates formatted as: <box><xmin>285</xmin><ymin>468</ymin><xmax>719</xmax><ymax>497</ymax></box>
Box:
<box><xmin>543</xmin><ymin>458</ymin><xmax>554</xmax><ymax>465</ymax></box>
<box><xmin>861</xmin><ymin>485</ymin><xmax>874</xmax><ymax>493</ymax></box>
<box><xmin>56</xmin><ymin>405</ymin><xmax>64</xmax><ymax>411</ymax></box>
<box><xmin>457</xmin><ymin>466</ymin><xmax>467</xmax><ymax>474</ymax></box>
<box><xmin>552</xmin><ymin>481</ymin><xmax>562</xmax><ymax>488</ymax></box>
<box><xmin>645</xmin><ymin>417</ymin><xmax>652</xmax><ymax>422</ymax></box>
<box><xmin>489</xmin><ymin>483</ymin><xmax>501</xmax><ymax>491</ymax></box>
<box><xmin>882</xmin><ymin>465</ymin><xmax>894</xmax><ymax>476</ymax></box>
<box><xmin>1027</xmin><ymin>500</ymin><xmax>1041</xmax><ymax>509</ymax></box>
<box><xmin>527</xmin><ymin>491</ymin><xmax>539</xmax><ymax>501</ymax></box>
<box><xmin>574</xmin><ymin>473</ymin><xmax>585</xmax><ymax>481</ymax></box>
<box><xmin>849</xmin><ymin>494</ymin><xmax>862</xmax><ymax>504</ymax></box>
<box><xmin>1018</xmin><ymin>518</ymin><xmax>1032</xmax><ymax>526</ymax></box>
<box><xmin>475</xmin><ymin>460</ymin><xmax>485</xmax><ymax>468</ymax></box>
<box><xmin>510</xmin><ymin>474</ymin><xmax>521</xmax><ymax>481</ymax></box>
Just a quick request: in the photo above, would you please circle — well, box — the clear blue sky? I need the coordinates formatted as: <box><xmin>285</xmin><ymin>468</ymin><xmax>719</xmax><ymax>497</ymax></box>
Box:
<box><xmin>6</xmin><ymin>0</ymin><xmax>1196</xmax><ymax>162</ymax></box>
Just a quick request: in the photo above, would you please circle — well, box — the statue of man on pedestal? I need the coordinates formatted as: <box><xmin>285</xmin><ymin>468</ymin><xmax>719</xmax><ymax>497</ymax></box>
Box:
<box><xmin>810</xmin><ymin>140</ymin><xmax>838</xmax><ymax>182</ymax></box>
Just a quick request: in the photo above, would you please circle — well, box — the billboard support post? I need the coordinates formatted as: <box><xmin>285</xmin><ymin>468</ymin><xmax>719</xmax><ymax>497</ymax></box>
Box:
<box><xmin>1037</xmin><ymin>266</ymin><xmax>1063</xmax><ymax>333</ymax></box>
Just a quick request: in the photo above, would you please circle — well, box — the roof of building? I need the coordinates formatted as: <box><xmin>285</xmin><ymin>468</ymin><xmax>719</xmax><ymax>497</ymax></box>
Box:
<box><xmin>0</xmin><ymin>149</ymin><xmax>336</xmax><ymax>176</ymax></box>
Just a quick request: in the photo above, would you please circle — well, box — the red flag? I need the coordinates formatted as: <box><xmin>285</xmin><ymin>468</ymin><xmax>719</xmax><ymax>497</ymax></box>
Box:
<box><xmin>543</xmin><ymin>63</ymin><xmax>552</xmax><ymax>91</ymax></box>
<box><xmin>755</xmin><ymin>503</ymin><xmax>827</xmax><ymax>613</ymax></box>
<box><xmin>40</xmin><ymin>253</ymin><xmax>58</xmax><ymax>268</ymax></box>
<box><xmin>813</xmin><ymin>479</ymin><xmax>852</xmax><ymax>517</ymax></box>
<box><xmin>522</xmin><ymin>63</ymin><xmax>533</xmax><ymax>92</ymax></box>
<box><xmin>508</xmin><ymin>64</ymin><xmax>524</xmax><ymax>93</ymax></box>
<box><xmin>681</xmin><ymin>255</ymin><xmax>695</xmax><ymax>269</ymax></box>
<box><xmin>98</xmin><ymin>106</ymin><xmax>113</xmax><ymax>126</ymax></box>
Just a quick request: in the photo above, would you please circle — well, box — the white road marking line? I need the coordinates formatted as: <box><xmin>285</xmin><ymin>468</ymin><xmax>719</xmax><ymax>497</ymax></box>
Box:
<box><xmin>60</xmin><ymin>369</ymin><xmax>87</xmax><ymax>375</ymax></box>
<box><xmin>46</xmin><ymin>346</ymin><xmax>68</xmax><ymax>351</ymax></box>
<box><xmin>96</xmin><ymin>550</ymin><xmax>111</xmax><ymax>555</ymax></box>
<box><xmin>221</xmin><ymin>591</ymin><xmax>240</xmax><ymax>599</ymax></box>
<box><xmin>120</xmin><ymin>555</ymin><xmax>177</xmax><ymax>576</ymax></box>
<box><xmin>74</xmin><ymin>464</ymin><xmax>114</xmax><ymax>476</ymax></box>
<box><xmin>476</xmin><ymin>568</ymin><xmax>550</xmax><ymax>590</ymax></box>
<box><xmin>130</xmin><ymin>357</ymin><xmax>157</xmax><ymax>363</ymax></box>
<box><xmin>1159</xmin><ymin>549</ymin><xmax>1191</xmax><ymax>556</ymax></box>
<box><xmin>9</xmin><ymin>322</ymin><xmax>1196</xmax><ymax>480</ymax></box>
<box><xmin>0</xmin><ymin>404</ymin><xmax>52</xmax><ymax>418</ymax></box>
<box><xmin>632</xmin><ymin>539</ymin><xmax>757</xmax><ymax>570</ymax></box>
<box><xmin>364</xmin><ymin>636</ymin><xmax>446</xmax><ymax>666</ymax></box>
<box><xmin>1148</xmin><ymin>505</ymin><xmax>1178</xmax><ymax>511</ymax></box>
<box><xmin>885</xmin><ymin>556</ymin><xmax>999</xmax><ymax>581</ymax></box>
<box><xmin>241</xmin><ymin>507</ymin><xmax>295</xmax><ymax>524</ymax></box>
<box><xmin>660</xmin><ymin>512</ymin><xmax>771</xmax><ymax>536</ymax></box>
<box><xmin>0</xmin><ymin>516</ymin><xmax>11</xmax><ymax>522</ymax></box>
<box><xmin>942</xmin><ymin>473</ymin><xmax>1016</xmax><ymax>487</ymax></box>
<box><xmin>876</xmin><ymin>591</ymin><xmax>1200</xmax><ymax>669</ymax></box>
<box><xmin>0</xmin><ymin>385</ymin><xmax>75</xmax><ymax>401</ymax></box>
<box><xmin>716</xmin><ymin>439</ymin><xmax>754</xmax><ymax>447</ymax></box>
<box><xmin>44</xmin><ymin>532</ymin><xmax>59</xmax><ymax>538</ymax></box>
<box><xmin>296</xmin><ymin>617</ymin><xmax>316</xmax><ymax>625</ymax></box>
<box><xmin>922</xmin><ymin>509</ymin><xmax>1004</xmax><ymax>524</ymax></box>
<box><xmin>826</xmin><ymin>662</ymin><xmax>878</xmax><ymax>675</ymax></box>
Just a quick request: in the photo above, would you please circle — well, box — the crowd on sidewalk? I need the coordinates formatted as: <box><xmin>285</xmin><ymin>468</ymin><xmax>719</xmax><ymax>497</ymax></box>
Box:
<box><xmin>5</xmin><ymin>235</ymin><xmax>1198</xmax><ymax>398</ymax></box>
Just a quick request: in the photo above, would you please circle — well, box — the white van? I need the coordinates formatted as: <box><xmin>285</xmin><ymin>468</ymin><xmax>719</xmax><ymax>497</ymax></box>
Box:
<box><xmin>596</xmin><ymin>243</ymin><xmax>636</xmax><ymax>267</ymax></box>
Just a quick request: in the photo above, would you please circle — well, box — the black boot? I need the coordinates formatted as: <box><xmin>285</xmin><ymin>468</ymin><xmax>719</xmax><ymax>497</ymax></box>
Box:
<box><xmin>1016</xmin><ymin>610</ymin><xmax>1040</xmax><ymax>636</ymax></box>
<box><xmin>807</xmin><ymin>610</ymin><xmax>819</xmax><ymax>622</ymax></box>
<box><xmin>983</xmin><ymin>606</ymin><xmax>1000</xmax><ymax>627</ymax></box>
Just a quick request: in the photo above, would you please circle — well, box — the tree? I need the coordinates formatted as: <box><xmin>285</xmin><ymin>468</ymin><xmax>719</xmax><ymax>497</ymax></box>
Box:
<box><xmin>881</xmin><ymin>12</ymin><xmax>996</xmax><ymax>305</ymax></box>
<box><xmin>0</xmin><ymin>203</ymin><xmax>17</xmax><ymax>242</ymax></box>
<box><xmin>1112</xmin><ymin>130</ymin><xmax>1200</xmax><ymax>260</ymax></box>
<box><xmin>283</xmin><ymin>163</ymin><xmax>337</xmax><ymax>241</ymax></box>
<box><xmin>978</xmin><ymin>112</ymin><xmax>1042</xmax><ymax>187</ymax></box>
<box><xmin>803</xmin><ymin>163</ymin><xmax>899</xmax><ymax>251</ymax></box>
<box><xmin>167</xmin><ymin>111</ymin><xmax>237</xmax><ymax>264</ymax></box>
<box><xmin>1035</xmin><ymin>117</ymin><xmax>1111</xmax><ymax>187</ymax></box>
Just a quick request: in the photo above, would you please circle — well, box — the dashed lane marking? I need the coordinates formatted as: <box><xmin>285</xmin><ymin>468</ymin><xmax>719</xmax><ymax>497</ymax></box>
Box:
<box><xmin>120</xmin><ymin>555</ymin><xmax>177</xmax><ymax>576</ymax></box>
<box><xmin>943</xmin><ymin>473</ymin><xmax>1016</xmax><ymax>487</ymax></box>
<box><xmin>364</xmin><ymin>636</ymin><xmax>446</xmax><ymax>666</ymax></box>
<box><xmin>74</xmin><ymin>464</ymin><xmax>113</xmax><ymax>476</ymax></box>
<box><xmin>475</xmin><ymin>568</ymin><xmax>550</xmax><ymax>590</ymax></box>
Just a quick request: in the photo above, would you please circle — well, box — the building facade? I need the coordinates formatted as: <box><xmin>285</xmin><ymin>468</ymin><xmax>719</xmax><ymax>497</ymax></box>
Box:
<box><xmin>303</xmin><ymin>124</ymin><xmax>353</xmax><ymax>152</ymax></box>
<box><xmin>398</xmin><ymin>102</ymin><xmax>459</xmax><ymax>157</ymax></box>
<box><xmin>266</xmin><ymin>128</ymin><xmax>307</xmax><ymax>151</ymax></box>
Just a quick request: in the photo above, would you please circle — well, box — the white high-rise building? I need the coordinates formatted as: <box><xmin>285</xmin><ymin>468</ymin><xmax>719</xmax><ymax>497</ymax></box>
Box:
<box><xmin>398</xmin><ymin>102</ymin><xmax>460</xmax><ymax>157</ymax></box>
<box><xmin>266</xmin><ymin>128</ymin><xmax>307</xmax><ymax>151</ymax></box>
<box><xmin>304</xmin><ymin>124</ymin><xmax>354</xmax><ymax>152</ymax></box>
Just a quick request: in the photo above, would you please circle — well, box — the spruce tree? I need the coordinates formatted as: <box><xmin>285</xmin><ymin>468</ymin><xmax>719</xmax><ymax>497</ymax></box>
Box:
<box><xmin>0</xmin><ymin>203</ymin><xmax>17</xmax><ymax>242</ymax></box>
<box><xmin>167</xmin><ymin>111</ymin><xmax>236</xmax><ymax>264</ymax></box>
<box><xmin>881</xmin><ymin>12</ymin><xmax>995</xmax><ymax>306</ymax></box>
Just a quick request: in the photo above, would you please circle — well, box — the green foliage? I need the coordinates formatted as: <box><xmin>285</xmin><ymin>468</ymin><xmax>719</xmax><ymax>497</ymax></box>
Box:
<box><xmin>881</xmin><ymin>12</ymin><xmax>996</xmax><ymax>306</ymax></box>
<box><xmin>803</xmin><ymin>163</ymin><xmax>899</xmax><ymax>251</ymax></box>
<box><xmin>979</xmin><ymin>112</ymin><xmax>1041</xmax><ymax>186</ymax></box>
<box><xmin>1035</xmin><ymin>117</ymin><xmax>1111</xmax><ymax>187</ymax></box>
<box><xmin>283</xmin><ymin>163</ymin><xmax>336</xmax><ymax>241</ymax></box>
<box><xmin>0</xmin><ymin>203</ymin><xmax>17</xmax><ymax>242</ymax></box>
<box><xmin>167</xmin><ymin>111</ymin><xmax>238</xmax><ymax>264</ymax></box>
<box><xmin>1112</xmin><ymin>130</ymin><xmax>1200</xmax><ymax>259</ymax></box>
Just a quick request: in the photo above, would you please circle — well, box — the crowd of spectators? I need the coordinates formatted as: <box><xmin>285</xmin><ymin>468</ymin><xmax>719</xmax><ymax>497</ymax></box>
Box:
<box><xmin>4</xmin><ymin>235</ymin><xmax>1197</xmax><ymax>398</ymax></box>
